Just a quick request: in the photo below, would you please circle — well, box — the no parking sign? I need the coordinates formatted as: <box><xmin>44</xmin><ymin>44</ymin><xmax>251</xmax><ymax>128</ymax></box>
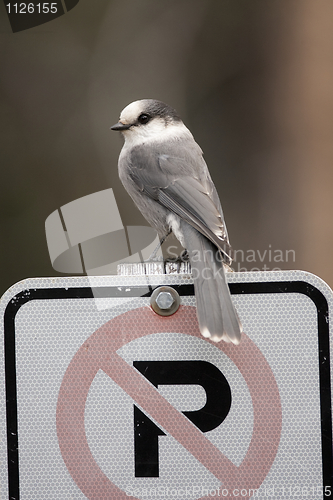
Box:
<box><xmin>0</xmin><ymin>270</ymin><xmax>332</xmax><ymax>499</ymax></box>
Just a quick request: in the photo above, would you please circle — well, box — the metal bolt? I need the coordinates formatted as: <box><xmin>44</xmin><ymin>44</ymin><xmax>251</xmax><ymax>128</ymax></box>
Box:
<box><xmin>150</xmin><ymin>286</ymin><xmax>180</xmax><ymax>316</ymax></box>
<box><xmin>156</xmin><ymin>291</ymin><xmax>175</xmax><ymax>310</ymax></box>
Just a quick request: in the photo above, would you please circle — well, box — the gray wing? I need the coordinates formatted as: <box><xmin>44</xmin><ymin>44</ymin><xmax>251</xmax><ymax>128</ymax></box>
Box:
<box><xmin>127</xmin><ymin>139</ymin><xmax>233</xmax><ymax>263</ymax></box>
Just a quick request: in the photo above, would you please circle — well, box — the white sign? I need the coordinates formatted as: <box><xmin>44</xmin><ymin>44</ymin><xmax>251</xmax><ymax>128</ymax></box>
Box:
<box><xmin>0</xmin><ymin>270</ymin><xmax>332</xmax><ymax>500</ymax></box>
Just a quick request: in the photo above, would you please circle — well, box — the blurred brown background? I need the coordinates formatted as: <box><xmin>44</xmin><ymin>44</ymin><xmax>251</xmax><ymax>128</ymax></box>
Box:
<box><xmin>1</xmin><ymin>0</ymin><xmax>333</xmax><ymax>296</ymax></box>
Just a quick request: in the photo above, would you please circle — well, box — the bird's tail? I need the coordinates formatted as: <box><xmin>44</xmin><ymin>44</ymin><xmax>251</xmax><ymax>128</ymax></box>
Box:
<box><xmin>181</xmin><ymin>223</ymin><xmax>242</xmax><ymax>344</ymax></box>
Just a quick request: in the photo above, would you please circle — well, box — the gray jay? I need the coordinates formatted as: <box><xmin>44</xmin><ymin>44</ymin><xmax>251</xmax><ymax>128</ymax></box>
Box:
<box><xmin>111</xmin><ymin>99</ymin><xmax>242</xmax><ymax>344</ymax></box>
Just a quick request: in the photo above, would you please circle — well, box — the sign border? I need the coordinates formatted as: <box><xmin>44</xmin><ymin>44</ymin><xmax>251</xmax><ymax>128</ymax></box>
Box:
<box><xmin>3</xmin><ymin>280</ymin><xmax>332</xmax><ymax>500</ymax></box>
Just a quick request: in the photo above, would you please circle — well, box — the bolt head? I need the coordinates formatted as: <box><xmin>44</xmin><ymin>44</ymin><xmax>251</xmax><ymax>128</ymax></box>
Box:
<box><xmin>150</xmin><ymin>286</ymin><xmax>180</xmax><ymax>316</ymax></box>
<box><xmin>156</xmin><ymin>291</ymin><xmax>175</xmax><ymax>310</ymax></box>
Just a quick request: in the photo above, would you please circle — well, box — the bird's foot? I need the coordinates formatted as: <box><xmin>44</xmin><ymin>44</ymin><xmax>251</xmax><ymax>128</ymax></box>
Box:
<box><xmin>164</xmin><ymin>250</ymin><xmax>191</xmax><ymax>274</ymax></box>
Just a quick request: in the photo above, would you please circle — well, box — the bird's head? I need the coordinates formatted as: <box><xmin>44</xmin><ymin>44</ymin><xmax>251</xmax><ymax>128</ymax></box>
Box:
<box><xmin>110</xmin><ymin>99</ymin><xmax>184</xmax><ymax>144</ymax></box>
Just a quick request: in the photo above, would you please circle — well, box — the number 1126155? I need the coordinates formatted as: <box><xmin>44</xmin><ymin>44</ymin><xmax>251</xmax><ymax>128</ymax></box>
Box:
<box><xmin>6</xmin><ymin>3</ymin><xmax>58</xmax><ymax>14</ymax></box>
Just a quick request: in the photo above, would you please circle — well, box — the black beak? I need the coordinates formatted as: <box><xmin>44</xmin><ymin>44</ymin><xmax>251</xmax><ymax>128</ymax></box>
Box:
<box><xmin>110</xmin><ymin>121</ymin><xmax>131</xmax><ymax>131</ymax></box>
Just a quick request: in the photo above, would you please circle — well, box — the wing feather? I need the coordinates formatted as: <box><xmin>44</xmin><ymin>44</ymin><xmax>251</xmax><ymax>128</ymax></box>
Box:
<box><xmin>127</xmin><ymin>140</ymin><xmax>233</xmax><ymax>263</ymax></box>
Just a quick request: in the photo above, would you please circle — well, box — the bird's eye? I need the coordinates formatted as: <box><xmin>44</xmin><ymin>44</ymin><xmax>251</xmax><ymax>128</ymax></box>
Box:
<box><xmin>138</xmin><ymin>113</ymin><xmax>150</xmax><ymax>125</ymax></box>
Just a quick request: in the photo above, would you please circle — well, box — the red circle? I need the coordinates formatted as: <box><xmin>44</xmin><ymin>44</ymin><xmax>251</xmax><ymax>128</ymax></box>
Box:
<box><xmin>56</xmin><ymin>305</ymin><xmax>282</xmax><ymax>500</ymax></box>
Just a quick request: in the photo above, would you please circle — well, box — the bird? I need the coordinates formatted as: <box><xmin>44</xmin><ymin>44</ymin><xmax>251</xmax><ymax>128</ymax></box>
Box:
<box><xmin>111</xmin><ymin>99</ymin><xmax>242</xmax><ymax>344</ymax></box>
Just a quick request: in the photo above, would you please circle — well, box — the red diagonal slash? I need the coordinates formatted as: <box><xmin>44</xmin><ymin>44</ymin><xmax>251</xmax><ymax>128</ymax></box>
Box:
<box><xmin>57</xmin><ymin>306</ymin><xmax>282</xmax><ymax>500</ymax></box>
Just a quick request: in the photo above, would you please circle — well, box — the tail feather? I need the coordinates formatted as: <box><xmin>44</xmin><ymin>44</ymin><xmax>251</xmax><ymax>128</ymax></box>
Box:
<box><xmin>181</xmin><ymin>222</ymin><xmax>242</xmax><ymax>344</ymax></box>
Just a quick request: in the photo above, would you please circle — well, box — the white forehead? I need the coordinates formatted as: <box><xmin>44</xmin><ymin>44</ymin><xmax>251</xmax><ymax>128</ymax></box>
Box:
<box><xmin>119</xmin><ymin>100</ymin><xmax>145</xmax><ymax>124</ymax></box>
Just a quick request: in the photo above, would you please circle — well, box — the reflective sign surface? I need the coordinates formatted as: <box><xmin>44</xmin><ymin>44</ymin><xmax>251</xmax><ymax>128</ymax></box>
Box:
<box><xmin>0</xmin><ymin>271</ymin><xmax>332</xmax><ymax>500</ymax></box>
